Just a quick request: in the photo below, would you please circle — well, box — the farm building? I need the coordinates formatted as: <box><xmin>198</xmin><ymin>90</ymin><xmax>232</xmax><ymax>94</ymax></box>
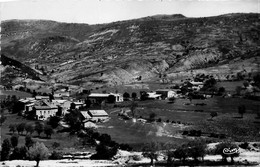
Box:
<box><xmin>147</xmin><ymin>92</ymin><xmax>161</xmax><ymax>99</ymax></box>
<box><xmin>88</xmin><ymin>93</ymin><xmax>123</xmax><ymax>103</ymax></box>
<box><xmin>155</xmin><ymin>89</ymin><xmax>177</xmax><ymax>99</ymax></box>
<box><xmin>87</xmin><ymin>110</ymin><xmax>109</xmax><ymax>122</ymax></box>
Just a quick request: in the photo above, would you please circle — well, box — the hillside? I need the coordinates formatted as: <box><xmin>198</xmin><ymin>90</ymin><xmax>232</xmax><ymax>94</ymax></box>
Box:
<box><xmin>1</xmin><ymin>13</ymin><xmax>260</xmax><ymax>87</ymax></box>
<box><xmin>0</xmin><ymin>54</ymin><xmax>42</xmax><ymax>85</ymax></box>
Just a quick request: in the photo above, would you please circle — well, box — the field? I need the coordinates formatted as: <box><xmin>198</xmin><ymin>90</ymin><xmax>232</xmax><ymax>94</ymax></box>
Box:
<box><xmin>97</xmin><ymin>97</ymin><xmax>260</xmax><ymax>150</ymax></box>
<box><xmin>0</xmin><ymin>90</ymin><xmax>32</xmax><ymax>100</ymax></box>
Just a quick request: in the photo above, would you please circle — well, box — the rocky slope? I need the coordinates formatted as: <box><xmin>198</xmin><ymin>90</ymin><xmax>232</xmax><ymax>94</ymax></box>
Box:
<box><xmin>1</xmin><ymin>13</ymin><xmax>260</xmax><ymax>87</ymax></box>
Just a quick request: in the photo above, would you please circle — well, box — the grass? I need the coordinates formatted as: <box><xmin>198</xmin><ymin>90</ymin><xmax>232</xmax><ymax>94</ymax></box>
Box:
<box><xmin>0</xmin><ymin>90</ymin><xmax>32</xmax><ymax>100</ymax></box>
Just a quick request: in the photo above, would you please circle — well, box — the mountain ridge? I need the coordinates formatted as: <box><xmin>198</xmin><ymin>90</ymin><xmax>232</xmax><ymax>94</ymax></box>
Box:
<box><xmin>1</xmin><ymin>13</ymin><xmax>260</xmax><ymax>88</ymax></box>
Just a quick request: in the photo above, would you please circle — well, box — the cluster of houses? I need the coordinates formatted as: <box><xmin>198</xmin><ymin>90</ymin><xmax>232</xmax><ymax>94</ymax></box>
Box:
<box><xmin>16</xmin><ymin>80</ymin><xmax>206</xmax><ymax>126</ymax></box>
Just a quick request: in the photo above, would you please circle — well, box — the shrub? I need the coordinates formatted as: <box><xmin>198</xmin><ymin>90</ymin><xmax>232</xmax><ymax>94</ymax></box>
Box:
<box><xmin>168</xmin><ymin>97</ymin><xmax>176</xmax><ymax>103</ymax></box>
<box><xmin>157</xmin><ymin>118</ymin><xmax>162</xmax><ymax>122</ymax></box>
<box><xmin>239</xmin><ymin>142</ymin><xmax>249</xmax><ymax>149</ymax></box>
<box><xmin>132</xmin><ymin>154</ymin><xmax>142</xmax><ymax>161</ymax></box>
<box><xmin>119</xmin><ymin>143</ymin><xmax>133</xmax><ymax>151</ymax></box>
<box><xmin>52</xmin><ymin>142</ymin><xmax>60</xmax><ymax>149</ymax></box>
<box><xmin>90</xmin><ymin>144</ymin><xmax>118</xmax><ymax>160</ymax></box>
<box><xmin>49</xmin><ymin>151</ymin><xmax>63</xmax><ymax>160</ymax></box>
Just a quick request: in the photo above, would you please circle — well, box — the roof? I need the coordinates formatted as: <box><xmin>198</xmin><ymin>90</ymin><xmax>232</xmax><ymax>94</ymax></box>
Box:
<box><xmin>156</xmin><ymin>89</ymin><xmax>174</xmax><ymax>92</ymax></box>
<box><xmin>84</xmin><ymin>122</ymin><xmax>97</xmax><ymax>128</ymax></box>
<box><xmin>190</xmin><ymin>81</ymin><xmax>204</xmax><ymax>85</ymax></box>
<box><xmin>35</xmin><ymin>106</ymin><xmax>57</xmax><ymax>110</ymax></box>
<box><xmin>88</xmin><ymin>110</ymin><xmax>108</xmax><ymax>116</ymax></box>
<box><xmin>147</xmin><ymin>92</ymin><xmax>161</xmax><ymax>98</ymax></box>
<box><xmin>88</xmin><ymin>93</ymin><xmax>110</xmax><ymax>97</ymax></box>
<box><xmin>80</xmin><ymin>111</ymin><xmax>92</xmax><ymax>119</ymax></box>
<box><xmin>51</xmin><ymin>100</ymin><xmax>68</xmax><ymax>104</ymax></box>
<box><xmin>74</xmin><ymin>102</ymin><xmax>84</xmax><ymax>106</ymax></box>
<box><xmin>35</xmin><ymin>96</ymin><xmax>49</xmax><ymax>100</ymax></box>
<box><xmin>25</xmin><ymin>103</ymin><xmax>34</xmax><ymax>107</ymax></box>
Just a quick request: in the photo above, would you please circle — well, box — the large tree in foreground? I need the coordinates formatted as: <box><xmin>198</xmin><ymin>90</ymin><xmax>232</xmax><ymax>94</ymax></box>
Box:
<box><xmin>27</xmin><ymin>142</ymin><xmax>49</xmax><ymax>167</ymax></box>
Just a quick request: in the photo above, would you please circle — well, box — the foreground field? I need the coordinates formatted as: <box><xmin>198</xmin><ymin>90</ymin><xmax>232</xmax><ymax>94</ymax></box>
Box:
<box><xmin>2</xmin><ymin>142</ymin><xmax>260</xmax><ymax>167</ymax></box>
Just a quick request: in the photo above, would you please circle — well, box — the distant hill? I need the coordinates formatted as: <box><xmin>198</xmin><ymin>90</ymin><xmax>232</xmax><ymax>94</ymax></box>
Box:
<box><xmin>1</xmin><ymin>13</ymin><xmax>260</xmax><ymax>87</ymax></box>
<box><xmin>0</xmin><ymin>54</ymin><xmax>41</xmax><ymax>85</ymax></box>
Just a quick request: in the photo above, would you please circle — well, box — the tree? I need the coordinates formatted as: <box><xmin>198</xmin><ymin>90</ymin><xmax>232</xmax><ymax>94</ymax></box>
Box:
<box><xmin>235</xmin><ymin>86</ymin><xmax>242</xmax><ymax>95</ymax></box>
<box><xmin>9</xmin><ymin>146</ymin><xmax>27</xmax><ymax>160</ymax></box>
<box><xmin>107</xmin><ymin>95</ymin><xmax>116</xmax><ymax>103</ymax></box>
<box><xmin>27</xmin><ymin>142</ymin><xmax>49</xmax><ymax>167</ymax></box>
<box><xmin>173</xmin><ymin>144</ymin><xmax>189</xmax><ymax>163</ymax></box>
<box><xmin>218</xmin><ymin>87</ymin><xmax>226</xmax><ymax>95</ymax></box>
<box><xmin>10</xmin><ymin>134</ymin><xmax>19</xmax><ymax>148</ymax></box>
<box><xmin>35</xmin><ymin>122</ymin><xmax>44</xmax><ymax>137</ymax></box>
<box><xmin>91</xmin><ymin>143</ymin><xmax>118</xmax><ymax>160</ymax></box>
<box><xmin>140</xmin><ymin>91</ymin><xmax>149</xmax><ymax>101</ymax></box>
<box><xmin>210</xmin><ymin>111</ymin><xmax>218</xmax><ymax>120</ymax></box>
<box><xmin>238</xmin><ymin>105</ymin><xmax>246</xmax><ymax>118</ymax></box>
<box><xmin>187</xmin><ymin>140</ymin><xmax>207</xmax><ymax>162</ymax></box>
<box><xmin>132</xmin><ymin>92</ymin><xmax>137</xmax><ymax>99</ymax></box>
<box><xmin>70</xmin><ymin>102</ymin><xmax>76</xmax><ymax>110</ymax></box>
<box><xmin>25</xmin><ymin>123</ymin><xmax>34</xmax><ymax>135</ymax></box>
<box><xmin>44</xmin><ymin>125</ymin><xmax>54</xmax><ymax>138</ymax></box>
<box><xmin>142</xmin><ymin>141</ymin><xmax>161</xmax><ymax>166</ymax></box>
<box><xmin>123</xmin><ymin>92</ymin><xmax>130</xmax><ymax>100</ymax></box>
<box><xmin>149</xmin><ymin>112</ymin><xmax>157</xmax><ymax>122</ymax></box>
<box><xmin>1</xmin><ymin>138</ymin><xmax>12</xmax><ymax>161</ymax></box>
<box><xmin>0</xmin><ymin>115</ymin><xmax>6</xmax><ymax>125</ymax></box>
<box><xmin>47</xmin><ymin>116</ymin><xmax>60</xmax><ymax>129</ymax></box>
<box><xmin>168</xmin><ymin>96</ymin><xmax>176</xmax><ymax>103</ymax></box>
<box><xmin>215</xmin><ymin>141</ymin><xmax>239</xmax><ymax>164</ymax></box>
<box><xmin>9</xmin><ymin>124</ymin><xmax>17</xmax><ymax>134</ymax></box>
<box><xmin>17</xmin><ymin>122</ymin><xmax>26</xmax><ymax>135</ymax></box>
<box><xmin>130</xmin><ymin>101</ymin><xmax>138</xmax><ymax>118</ymax></box>
<box><xmin>25</xmin><ymin>135</ymin><xmax>34</xmax><ymax>149</ymax></box>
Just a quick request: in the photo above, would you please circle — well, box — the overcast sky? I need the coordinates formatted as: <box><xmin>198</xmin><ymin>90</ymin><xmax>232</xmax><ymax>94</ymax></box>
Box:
<box><xmin>1</xmin><ymin>0</ymin><xmax>259</xmax><ymax>24</ymax></box>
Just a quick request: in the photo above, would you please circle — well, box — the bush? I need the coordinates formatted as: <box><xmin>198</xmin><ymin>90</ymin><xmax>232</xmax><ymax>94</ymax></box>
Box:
<box><xmin>90</xmin><ymin>144</ymin><xmax>118</xmax><ymax>160</ymax></box>
<box><xmin>168</xmin><ymin>97</ymin><xmax>176</xmax><ymax>103</ymax></box>
<box><xmin>49</xmin><ymin>151</ymin><xmax>63</xmax><ymax>160</ymax></box>
<box><xmin>119</xmin><ymin>143</ymin><xmax>133</xmax><ymax>151</ymax></box>
<box><xmin>132</xmin><ymin>154</ymin><xmax>142</xmax><ymax>161</ymax></box>
<box><xmin>25</xmin><ymin>123</ymin><xmax>34</xmax><ymax>135</ymax></box>
<box><xmin>52</xmin><ymin>142</ymin><xmax>60</xmax><ymax>149</ymax></box>
<box><xmin>239</xmin><ymin>142</ymin><xmax>249</xmax><ymax>149</ymax></box>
